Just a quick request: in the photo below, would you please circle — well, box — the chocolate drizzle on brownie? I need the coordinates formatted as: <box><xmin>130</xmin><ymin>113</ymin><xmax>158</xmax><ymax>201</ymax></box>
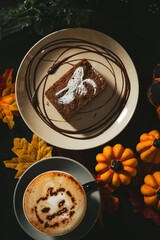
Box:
<box><xmin>25</xmin><ymin>38</ymin><xmax>130</xmax><ymax>139</ymax></box>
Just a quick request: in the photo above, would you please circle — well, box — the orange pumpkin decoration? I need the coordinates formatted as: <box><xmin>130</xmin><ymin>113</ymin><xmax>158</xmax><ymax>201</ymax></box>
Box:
<box><xmin>141</xmin><ymin>171</ymin><xmax>160</xmax><ymax>210</ymax></box>
<box><xmin>147</xmin><ymin>63</ymin><xmax>160</xmax><ymax>119</ymax></box>
<box><xmin>136</xmin><ymin>130</ymin><xmax>160</xmax><ymax>163</ymax></box>
<box><xmin>95</xmin><ymin>144</ymin><xmax>138</xmax><ymax>189</ymax></box>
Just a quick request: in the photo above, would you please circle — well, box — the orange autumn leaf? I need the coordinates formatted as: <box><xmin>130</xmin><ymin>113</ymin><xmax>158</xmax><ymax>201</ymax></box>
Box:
<box><xmin>0</xmin><ymin>69</ymin><xmax>19</xmax><ymax>129</ymax></box>
<box><xmin>4</xmin><ymin>134</ymin><xmax>53</xmax><ymax>179</ymax></box>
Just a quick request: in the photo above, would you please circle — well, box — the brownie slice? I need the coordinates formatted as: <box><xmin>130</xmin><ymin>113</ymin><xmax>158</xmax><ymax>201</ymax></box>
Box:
<box><xmin>45</xmin><ymin>58</ymin><xmax>107</xmax><ymax>121</ymax></box>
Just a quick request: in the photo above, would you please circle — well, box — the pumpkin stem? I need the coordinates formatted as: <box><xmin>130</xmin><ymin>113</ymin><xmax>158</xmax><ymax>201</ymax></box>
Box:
<box><xmin>153</xmin><ymin>138</ymin><xmax>160</xmax><ymax>148</ymax></box>
<box><xmin>157</xmin><ymin>189</ymin><xmax>160</xmax><ymax>200</ymax></box>
<box><xmin>110</xmin><ymin>160</ymin><xmax>123</xmax><ymax>173</ymax></box>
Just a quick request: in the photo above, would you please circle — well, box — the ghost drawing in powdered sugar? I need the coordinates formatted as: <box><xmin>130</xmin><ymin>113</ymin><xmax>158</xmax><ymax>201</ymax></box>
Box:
<box><xmin>55</xmin><ymin>66</ymin><xmax>97</xmax><ymax>104</ymax></box>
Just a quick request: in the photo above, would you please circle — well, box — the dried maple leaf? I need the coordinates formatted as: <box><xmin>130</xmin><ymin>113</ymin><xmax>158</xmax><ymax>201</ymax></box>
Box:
<box><xmin>4</xmin><ymin>134</ymin><xmax>53</xmax><ymax>178</ymax></box>
<box><xmin>129</xmin><ymin>189</ymin><xmax>160</xmax><ymax>225</ymax></box>
<box><xmin>94</xmin><ymin>174</ymin><xmax>119</xmax><ymax>226</ymax></box>
<box><xmin>0</xmin><ymin>69</ymin><xmax>19</xmax><ymax>129</ymax></box>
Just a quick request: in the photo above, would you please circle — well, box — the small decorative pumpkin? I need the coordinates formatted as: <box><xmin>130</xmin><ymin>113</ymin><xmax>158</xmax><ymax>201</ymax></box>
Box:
<box><xmin>136</xmin><ymin>130</ymin><xmax>160</xmax><ymax>163</ymax></box>
<box><xmin>95</xmin><ymin>144</ymin><xmax>138</xmax><ymax>189</ymax></box>
<box><xmin>141</xmin><ymin>171</ymin><xmax>160</xmax><ymax>210</ymax></box>
<box><xmin>147</xmin><ymin>63</ymin><xmax>160</xmax><ymax>119</ymax></box>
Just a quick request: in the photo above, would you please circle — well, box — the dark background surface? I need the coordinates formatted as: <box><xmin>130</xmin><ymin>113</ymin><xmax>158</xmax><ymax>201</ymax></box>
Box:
<box><xmin>1</xmin><ymin>0</ymin><xmax>160</xmax><ymax>239</ymax></box>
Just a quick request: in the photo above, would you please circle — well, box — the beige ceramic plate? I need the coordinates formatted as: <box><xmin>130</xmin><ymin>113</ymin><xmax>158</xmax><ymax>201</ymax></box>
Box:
<box><xmin>16</xmin><ymin>28</ymin><xmax>139</xmax><ymax>149</ymax></box>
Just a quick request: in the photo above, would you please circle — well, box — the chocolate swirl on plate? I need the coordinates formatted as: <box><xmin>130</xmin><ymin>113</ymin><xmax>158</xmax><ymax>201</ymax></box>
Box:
<box><xmin>25</xmin><ymin>38</ymin><xmax>130</xmax><ymax>139</ymax></box>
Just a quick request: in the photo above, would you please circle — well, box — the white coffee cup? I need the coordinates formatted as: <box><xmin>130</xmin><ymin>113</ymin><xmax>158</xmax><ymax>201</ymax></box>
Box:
<box><xmin>23</xmin><ymin>171</ymin><xmax>87</xmax><ymax>236</ymax></box>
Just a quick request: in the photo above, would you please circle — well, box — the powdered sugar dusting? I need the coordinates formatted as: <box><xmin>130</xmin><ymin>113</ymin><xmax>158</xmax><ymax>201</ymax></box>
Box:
<box><xmin>55</xmin><ymin>66</ymin><xmax>97</xmax><ymax>104</ymax></box>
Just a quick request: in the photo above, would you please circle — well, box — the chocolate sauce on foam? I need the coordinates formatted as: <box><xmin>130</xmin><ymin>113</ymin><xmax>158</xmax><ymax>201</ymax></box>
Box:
<box><xmin>25</xmin><ymin>38</ymin><xmax>130</xmax><ymax>140</ymax></box>
<box><xmin>23</xmin><ymin>171</ymin><xmax>86</xmax><ymax>236</ymax></box>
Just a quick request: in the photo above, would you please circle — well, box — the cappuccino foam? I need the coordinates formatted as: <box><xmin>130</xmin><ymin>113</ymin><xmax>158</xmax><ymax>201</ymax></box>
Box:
<box><xmin>23</xmin><ymin>171</ymin><xmax>87</xmax><ymax>236</ymax></box>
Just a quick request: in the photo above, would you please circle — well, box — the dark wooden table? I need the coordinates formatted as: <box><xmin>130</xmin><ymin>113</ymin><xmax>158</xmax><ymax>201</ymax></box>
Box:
<box><xmin>1</xmin><ymin>0</ymin><xmax>160</xmax><ymax>238</ymax></box>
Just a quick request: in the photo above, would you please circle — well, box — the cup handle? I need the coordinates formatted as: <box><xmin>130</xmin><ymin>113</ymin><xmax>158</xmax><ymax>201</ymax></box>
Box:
<box><xmin>83</xmin><ymin>181</ymin><xmax>98</xmax><ymax>192</ymax></box>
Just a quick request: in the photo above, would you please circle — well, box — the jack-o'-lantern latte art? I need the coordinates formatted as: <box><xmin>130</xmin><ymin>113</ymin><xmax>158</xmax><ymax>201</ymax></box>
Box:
<box><xmin>23</xmin><ymin>171</ymin><xmax>87</xmax><ymax>236</ymax></box>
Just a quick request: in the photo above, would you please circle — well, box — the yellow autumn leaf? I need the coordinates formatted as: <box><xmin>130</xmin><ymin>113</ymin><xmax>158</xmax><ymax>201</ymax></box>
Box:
<box><xmin>0</xmin><ymin>69</ymin><xmax>19</xmax><ymax>129</ymax></box>
<box><xmin>4</xmin><ymin>134</ymin><xmax>53</xmax><ymax>179</ymax></box>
